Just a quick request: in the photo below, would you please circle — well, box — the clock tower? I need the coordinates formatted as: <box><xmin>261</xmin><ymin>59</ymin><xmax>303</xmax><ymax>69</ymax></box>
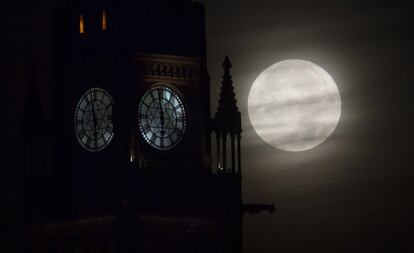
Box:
<box><xmin>13</xmin><ymin>0</ymin><xmax>254</xmax><ymax>252</ymax></box>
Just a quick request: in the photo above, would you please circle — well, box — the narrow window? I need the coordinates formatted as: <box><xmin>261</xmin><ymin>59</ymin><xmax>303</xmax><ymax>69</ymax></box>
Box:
<box><xmin>79</xmin><ymin>14</ymin><xmax>85</xmax><ymax>34</ymax></box>
<box><xmin>101</xmin><ymin>10</ymin><xmax>107</xmax><ymax>31</ymax></box>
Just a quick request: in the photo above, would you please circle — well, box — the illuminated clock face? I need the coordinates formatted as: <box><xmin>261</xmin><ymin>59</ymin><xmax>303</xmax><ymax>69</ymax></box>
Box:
<box><xmin>138</xmin><ymin>85</ymin><xmax>186</xmax><ymax>151</ymax></box>
<box><xmin>74</xmin><ymin>87</ymin><xmax>114</xmax><ymax>152</ymax></box>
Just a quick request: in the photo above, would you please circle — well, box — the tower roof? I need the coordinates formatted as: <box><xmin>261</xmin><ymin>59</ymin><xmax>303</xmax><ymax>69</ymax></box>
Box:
<box><xmin>216</xmin><ymin>56</ymin><xmax>239</xmax><ymax>115</ymax></box>
<box><xmin>215</xmin><ymin>56</ymin><xmax>241</xmax><ymax>133</ymax></box>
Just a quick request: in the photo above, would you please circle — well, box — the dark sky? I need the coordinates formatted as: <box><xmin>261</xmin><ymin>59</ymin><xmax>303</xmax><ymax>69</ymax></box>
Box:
<box><xmin>4</xmin><ymin>0</ymin><xmax>414</xmax><ymax>252</ymax></box>
<box><xmin>204</xmin><ymin>1</ymin><xmax>414</xmax><ymax>252</ymax></box>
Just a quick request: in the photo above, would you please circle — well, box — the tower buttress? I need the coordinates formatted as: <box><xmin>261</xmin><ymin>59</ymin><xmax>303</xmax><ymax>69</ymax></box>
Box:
<box><xmin>21</xmin><ymin>63</ymin><xmax>50</xmax><ymax>220</ymax></box>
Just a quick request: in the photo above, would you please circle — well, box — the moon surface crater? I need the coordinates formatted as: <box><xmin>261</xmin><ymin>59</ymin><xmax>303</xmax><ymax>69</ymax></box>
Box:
<box><xmin>248</xmin><ymin>59</ymin><xmax>341</xmax><ymax>152</ymax></box>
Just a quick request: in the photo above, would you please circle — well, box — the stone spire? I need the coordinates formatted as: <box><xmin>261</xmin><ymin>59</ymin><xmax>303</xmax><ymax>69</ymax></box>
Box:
<box><xmin>213</xmin><ymin>56</ymin><xmax>242</xmax><ymax>175</ymax></box>
<box><xmin>215</xmin><ymin>56</ymin><xmax>241</xmax><ymax>133</ymax></box>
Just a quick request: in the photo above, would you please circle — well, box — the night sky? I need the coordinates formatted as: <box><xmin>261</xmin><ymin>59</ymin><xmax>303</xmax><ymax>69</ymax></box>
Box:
<box><xmin>203</xmin><ymin>1</ymin><xmax>414</xmax><ymax>251</ymax></box>
<box><xmin>4</xmin><ymin>0</ymin><xmax>414</xmax><ymax>252</ymax></box>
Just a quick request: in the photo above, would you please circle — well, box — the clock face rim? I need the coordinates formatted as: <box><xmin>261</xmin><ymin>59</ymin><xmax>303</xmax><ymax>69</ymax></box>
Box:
<box><xmin>138</xmin><ymin>83</ymin><xmax>187</xmax><ymax>151</ymax></box>
<box><xmin>74</xmin><ymin>87</ymin><xmax>114</xmax><ymax>152</ymax></box>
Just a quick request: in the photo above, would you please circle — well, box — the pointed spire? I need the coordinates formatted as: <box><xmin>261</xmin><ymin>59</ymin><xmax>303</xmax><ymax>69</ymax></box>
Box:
<box><xmin>213</xmin><ymin>56</ymin><xmax>242</xmax><ymax>175</ymax></box>
<box><xmin>216</xmin><ymin>56</ymin><xmax>239</xmax><ymax>115</ymax></box>
<box><xmin>215</xmin><ymin>56</ymin><xmax>241</xmax><ymax>133</ymax></box>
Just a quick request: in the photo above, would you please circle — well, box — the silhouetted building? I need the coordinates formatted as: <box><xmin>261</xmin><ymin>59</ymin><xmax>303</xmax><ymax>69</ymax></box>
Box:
<box><xmin>2</xmin><ymin>1</ymin><xmax>249</xmax><ymax>252</ymax></box>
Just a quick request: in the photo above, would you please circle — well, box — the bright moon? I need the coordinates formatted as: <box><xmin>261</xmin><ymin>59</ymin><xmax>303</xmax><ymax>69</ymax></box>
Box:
<box><xmin>248</xmin><ymin>59</ymin><xmax>341</xmax><ymax>152</ymax></box>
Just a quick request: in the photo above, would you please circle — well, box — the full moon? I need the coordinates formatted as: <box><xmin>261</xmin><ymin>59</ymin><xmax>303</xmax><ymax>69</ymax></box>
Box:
<box><xmin>248</xmin><ymin>59</ymin><xmax>341</xmax><ymax>152</ymax></box>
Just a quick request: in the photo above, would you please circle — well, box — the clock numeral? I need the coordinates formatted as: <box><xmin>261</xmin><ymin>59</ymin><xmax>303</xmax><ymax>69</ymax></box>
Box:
<box><xmin>142</xmin><ymin>124</ymin><xmax>151</xmax><ymax>134</ymax></box>
<box><xmin>150</xmin><ymin>134</ymin><xmax>157</xmax><ymax>144</ymax></box>
<box><xmin>150</xmin><ymin>90</ymin><xmax>156</xmax><ymax>100</ymax></box>
<box><xmin>96</xmin><ymin>91</ymin><xmax>102</xmax><ymax>101</ymax></box>
<box><xmin>157</xmin><ymin>88</ymin><xmax>163</xmax><ymax>99</ymax></box>
<box><xmin>170</xmin><ymin>134</ymin><xmax>176</xmax><ymax>142</ymax></box>
<box><xmin>86</xmin><ymin>93</ymin><xmax>93</xmax><ymax>103</ymax></box>
<box><xmin>79</xmin><ymin>129</ymin><xmax>86</xmax><ymax>138</ymax></box>
<box><xmin>141</xmin><ymin>102</ymin><xmax>148</xmax><ymax>110</ymax></box>
<box><xmin>166</xmin><ymin>91</ymin><xmax>172</xmax><ymax>101</ymax></box>
<box><xmin>173</xmin><ymin>128</ymin><xmax>183</xmax><ymax>137</ymax></box>
<box><xmin>105</xmin><ymin>126</ymin><xmax>113</xmax><ymax>135</ymax></box>
<box><xmin>76</xmin><ymin>119</ymin><xmax>83</xmax><ymax>125</ymax></box>
<box><xmin>160</xmin><ymin>138</ymin><xmax>164</xmax><ymax>148</ymax></box>
<box><xmin>139</xmin><ymin>113</ymin><xmax>147</xmax><ymax>119</ymax></box>
<box><xmin>103</xmin><ymin>95</ymin><xmax>111</xmax><ymax>105</ymax></box>
<box><xmin>168</xmin><ymin>136</ymin><xmax>174</xmax><ymax>145</ymax></box>
<box><xmin>103</xmin><ymin>132</ymin><xmax>111</xmax><ymax>142</ymax></box>
<box><xmin>86</xmin><ymin>138</ymin><xmax>92</xmax><ymax>148</ymax></box>
<box><xmin>176</xmin><ymin>117</ymin><xmax>184</xmax><ymax>123</ymax></box>
<box><xmin>76</xmin><ymin>104</ymin><xmax>86</xmax><ymax>113</ymax></box>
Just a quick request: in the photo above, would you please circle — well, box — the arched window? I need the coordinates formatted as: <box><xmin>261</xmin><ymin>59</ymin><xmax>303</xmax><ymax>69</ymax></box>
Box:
<box><xmin>79</xmin><ymin>14</ymin><xmax>85</xmax><ymax>34</ymax></box>
<box><xmin>101</xmin><ymin>10</ymin><xmax>107</xmax><ymax>31</ymax></box>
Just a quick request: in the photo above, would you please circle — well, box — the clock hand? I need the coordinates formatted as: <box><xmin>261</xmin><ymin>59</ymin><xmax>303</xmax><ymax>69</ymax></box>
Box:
<box><xmin>158</xmin><ymin>89</ymin><xmax>165</xmax><ymax>136</ymax></box>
